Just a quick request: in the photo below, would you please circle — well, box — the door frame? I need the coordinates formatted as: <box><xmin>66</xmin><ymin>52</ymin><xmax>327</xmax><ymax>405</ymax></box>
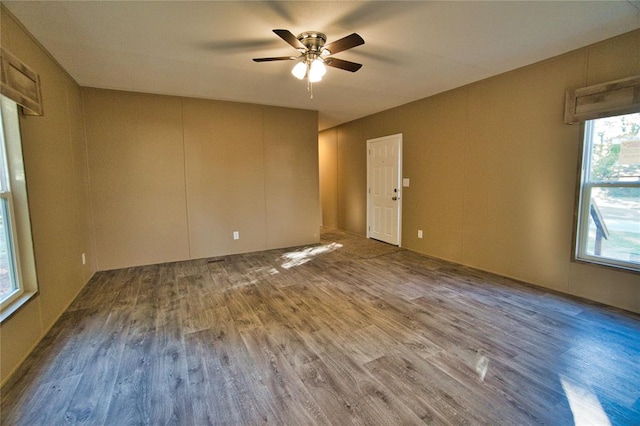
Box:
<box><xmin>366</xmin><ymin>133</ymin><xmax>403</xmax><ymax>246</ymax></box>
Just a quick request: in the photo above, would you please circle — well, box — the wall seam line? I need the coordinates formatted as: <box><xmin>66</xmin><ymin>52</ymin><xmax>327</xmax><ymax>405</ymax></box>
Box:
<box><xmin>262</xmin><ymin>107</ymin><xmax>269</xmax><ymax>250</ymax></box>
<box><xmin>181</xmin><ymin>98</ymin><xmax>192</xmax><ymax>259</ymax></box>
<box><xmin>81</xmin><ymin>89</ymin><xmax>100</xmax><ymax>273</ymax></box>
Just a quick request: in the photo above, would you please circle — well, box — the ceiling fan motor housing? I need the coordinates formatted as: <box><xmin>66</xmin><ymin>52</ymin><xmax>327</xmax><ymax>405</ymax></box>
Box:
<box><xmin>297</xmin><ymin>32</ymin><xmax>327</xmax><ymax>58</ymax></box>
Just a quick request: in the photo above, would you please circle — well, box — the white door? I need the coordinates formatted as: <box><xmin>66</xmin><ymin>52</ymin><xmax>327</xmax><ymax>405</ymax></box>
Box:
<box><xmin>367</xmin><ymin>134</ymin><xmax>402</xmax><ymax>245</ymax></box>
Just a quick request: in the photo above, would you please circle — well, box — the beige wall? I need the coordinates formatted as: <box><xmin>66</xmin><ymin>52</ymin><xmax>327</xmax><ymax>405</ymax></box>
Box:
<box><xmin>262</xmin><ymin>107</ymin><xmax>321</xmax><ymax>248</ymax></box>
<box><xmin>83</xmin><ymin>89</ymin><xmax>320</xmax><ymax>270</ymax></box>
<box><xmin>83</xmin><ymin>90</ymin><xmax>190</xmax><ymax>269</ymax></box>
<box><xmin>319</xmin><ymin>128</ymin><xmax>338</xmax><ymax>229</ymax></box>
<box><xmin>321</xmin><ymin>29</ymin><xmax>640</xmax><ymax>313</ymax></box>
<box><xmin>0</xmin><ymin>8</ymin><xmax>97</xmax><ymax>385</ymax></box>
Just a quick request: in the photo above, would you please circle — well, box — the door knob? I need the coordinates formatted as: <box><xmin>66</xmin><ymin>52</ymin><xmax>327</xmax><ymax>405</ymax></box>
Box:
<box><xmin>392</xmin><ymin>196</ymin><xmax>398</xmax><ymax>201</ymax></box>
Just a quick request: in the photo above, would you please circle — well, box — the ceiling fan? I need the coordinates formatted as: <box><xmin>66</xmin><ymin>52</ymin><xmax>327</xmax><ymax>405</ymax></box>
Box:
<box><xmin>253</xmin><ymin>29</ymin><xmax>365</xmax><ymax>96</ymax></box>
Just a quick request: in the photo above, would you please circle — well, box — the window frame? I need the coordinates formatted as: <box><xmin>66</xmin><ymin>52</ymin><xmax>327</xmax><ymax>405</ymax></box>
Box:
<box><xmin>573</xmin><ymin>114</ymin><xmax>640</xmax><ymax>273</ymax></box>
<box><xmin>0</xmin><ymin>100</ymin><xmax>24</xmax><ymax>310</ymax></box>
<box><xmin>0</xmin><ymin>97</ymin><xmax>38</xmax><ymax>322</ymax></box>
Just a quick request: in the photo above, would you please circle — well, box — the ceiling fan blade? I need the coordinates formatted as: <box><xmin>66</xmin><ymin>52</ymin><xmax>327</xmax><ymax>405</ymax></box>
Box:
<box><xmin>273</xmin><ymin>29</ymin><xmax>305</xmax><ymax>50</ymax></box>
<box><xmin>323</xmin><ymin>33</ymin><xmax>365</xmax><ymax>55</ymax></box>
<box><xmin>325</xmin><ymin>57</ymin><xmax>363</xmax><ymax>72</ymax></box>
<box><xmin>253</xmin><ymin>56</ymin><xmax>298</xmax><ymax>62</ymax></box>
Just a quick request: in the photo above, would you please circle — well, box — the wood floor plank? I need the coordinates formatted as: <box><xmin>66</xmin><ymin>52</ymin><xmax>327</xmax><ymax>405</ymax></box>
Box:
<box><xmin>223</xmin><ymin>288</ymin><xmax>263</xmax><ymax>332</ymax></box>
<box><xmin>63</xmin><ymin>305</ymin><xmax>132</xmax><ymax>424</ymax></box>
<box><xmin>2</xmin><ymin>229</ymin><xmax>639</xmax><ymax>425</ymax></box>
<box><xmin>239</xmin><ymin>327</ymin><xmax>330</xmax><ymax>425</ymax></box>
<box><xmin>362</xmin><ymin>355</ymin><xmax>456</xmax><ymax>425</ymax></box>
<box><xmin>308</xmin><ymin>334</ymin><xmax>425</xmax><ymax>425</ymax></box>
<box><xmin>184</xmin><ymin>328</ymin><xmax>242</xmax><ymax>425</ymax></box>
<box><xmin>308</xmin><ymin>273</ymin><xmax>453</xmax><ymax>358</ymax></box>
<box><xmin>5</xmin><ymin>374</ymin><xmax>82</xmax><ymax>426</ymax></box>
<box><xmin>206</xmin><ymin>306</ymin><xmax>284</xmax><ymax>424</ymax></box>
<box><xmin>103</xmin><ymin>331</ymin><xmax>154</xmax><ymax>425</ymax></box>
<box><xmin>295</xmin><ymin>357</ymin><xmax>368</xmax><ymax>424</ymax></box>
<box><xmin>149</xmin><ymin>330</ymin><xmax>190</xmax><ymax>424</ymax></box>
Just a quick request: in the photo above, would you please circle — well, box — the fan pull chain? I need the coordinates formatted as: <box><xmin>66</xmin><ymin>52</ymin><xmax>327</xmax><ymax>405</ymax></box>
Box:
<box><xmin>307</xmin><ymin>79</ymin><xmax>313</xmax><ymax>99</ymax></box>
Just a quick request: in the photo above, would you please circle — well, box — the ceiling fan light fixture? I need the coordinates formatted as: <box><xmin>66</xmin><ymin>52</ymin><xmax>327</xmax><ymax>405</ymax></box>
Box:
<box><xmin>309</xmin><ymin>73</ymin><xmax>322</xmax><ymax>83</ymax></box>
<box><xmin>309</xmin><ymin>59</ymin><xmax>326</xmax><ymax>82</ymax></box>
<box><xmin>291</xmin><ymin>61</ymin><xmax>307</xmax><ymax>80</ymax></box>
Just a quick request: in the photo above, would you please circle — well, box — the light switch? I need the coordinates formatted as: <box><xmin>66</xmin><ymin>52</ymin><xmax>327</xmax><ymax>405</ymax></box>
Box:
<box><xmin>403</xmin><ymin>178</ymin><xmax>410</xmax><ymax>187</ymax></box>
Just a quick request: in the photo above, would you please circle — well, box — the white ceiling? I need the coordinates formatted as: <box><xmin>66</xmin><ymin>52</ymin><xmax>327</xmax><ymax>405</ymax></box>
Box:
<box><xmin>4</xmin><ymin>1</ymin><xmax>640</xmax><ymax>130</ymax></box>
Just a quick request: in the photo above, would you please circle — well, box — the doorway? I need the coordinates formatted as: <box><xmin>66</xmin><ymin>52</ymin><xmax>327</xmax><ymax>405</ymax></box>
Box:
<box><xmin>367</xmin><ymin>133</ymin><xmax>402</xmax><ymax>246</ymax></box>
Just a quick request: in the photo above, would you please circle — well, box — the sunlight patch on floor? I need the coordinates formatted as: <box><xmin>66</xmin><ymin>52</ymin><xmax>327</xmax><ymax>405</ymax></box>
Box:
<box><xmin>280</xmin><ymin>243</ymin><xmax>343</xmax><ymax>269</ymax></box>
<box><xmin>560</xmin><ymin>375</ymin><xmax>611</xmax><ymax>426</ymax></box>
<box><xmin>475</xmin><ymin>355</ymin><xmax>489</xmax><ymax>381</ymax></box>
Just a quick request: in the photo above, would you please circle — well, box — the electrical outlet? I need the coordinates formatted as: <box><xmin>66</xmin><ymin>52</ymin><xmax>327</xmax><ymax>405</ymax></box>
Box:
<box><xmin>418</xmin><ymin>230</ymin><xmax>423</xmax><ymax>239</ymax></box>
<box><xmin>233</xmin><ymin>231</ymin><xmax>239</xmax><ymax>240</ymax></box>
<box><xmin>81</xmin><ymin>253</ymin><xmax>86</xmax><ymax>265</ymax></box>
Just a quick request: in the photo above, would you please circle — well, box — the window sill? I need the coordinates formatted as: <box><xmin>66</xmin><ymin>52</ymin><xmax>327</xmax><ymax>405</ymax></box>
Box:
<box><xmin>572</xmin><ymin>257</ymin><xmax>640</xmax><ymax>275</ymax></box>
<box><xmin>0</xmin><ymin>291</ymin><xmax>38</xmax><ymax>323</ymax></box>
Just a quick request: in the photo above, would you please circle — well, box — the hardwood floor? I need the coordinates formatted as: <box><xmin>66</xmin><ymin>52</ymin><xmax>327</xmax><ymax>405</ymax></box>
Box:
<box><xmin>2</xmin><ymin>230</ymin><xmax>639</xmax><ymax>425</ymax></box>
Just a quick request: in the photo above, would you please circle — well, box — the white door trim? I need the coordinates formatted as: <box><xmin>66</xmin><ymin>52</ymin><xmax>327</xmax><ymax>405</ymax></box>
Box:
<box><xmin>366</xmin><ymin>133</ymin><xmax>403</xmax><ymax>246</ymax></box>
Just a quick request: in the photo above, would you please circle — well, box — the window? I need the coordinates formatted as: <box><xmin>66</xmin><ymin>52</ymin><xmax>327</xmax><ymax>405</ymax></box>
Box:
<box><xmin>0</xmin><ymin>97</ymin><xmax>38</xmax><ymax>321</ymax></box>
<box><xmin>0</xmin><ymin>113</ymin><xmax>22</xmax><ymax>308</ymax></box>
<box><xmin>575</xmin><ymin>112</ymin><xmax>640</xmax><ymax>271</ymax></box>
